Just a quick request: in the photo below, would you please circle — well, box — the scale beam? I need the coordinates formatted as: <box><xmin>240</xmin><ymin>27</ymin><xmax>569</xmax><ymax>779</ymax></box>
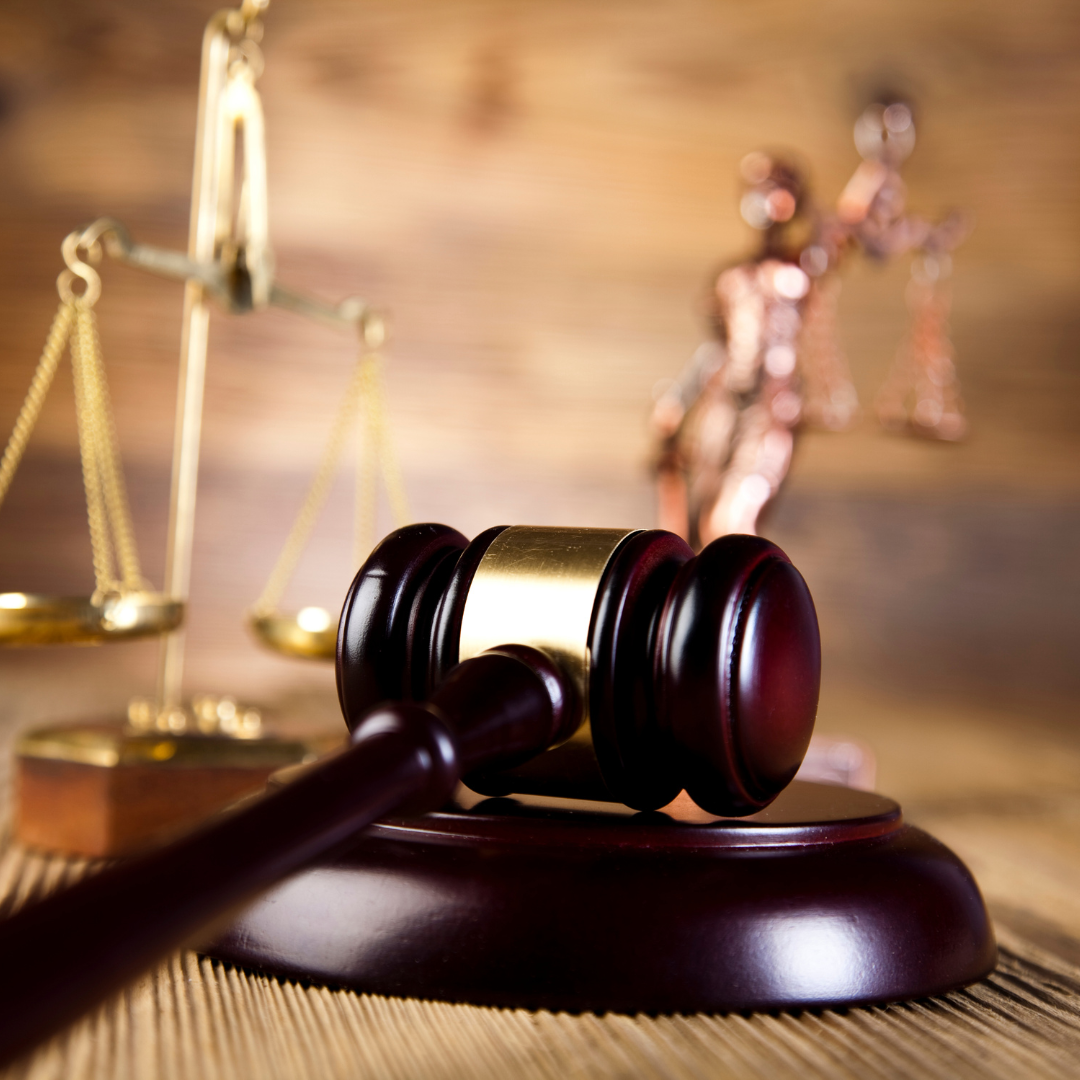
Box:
<box><xmin>77</xmin><ymin>217</ymin><xmax>375</xmax><ymax>332</ymax></box>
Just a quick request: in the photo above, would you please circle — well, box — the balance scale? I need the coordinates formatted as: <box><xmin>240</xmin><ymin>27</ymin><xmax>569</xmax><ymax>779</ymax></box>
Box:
<box><xmin>3</xmin><ymin>0</ymin><xmax>406</xmax><ymax>856</ymax></box>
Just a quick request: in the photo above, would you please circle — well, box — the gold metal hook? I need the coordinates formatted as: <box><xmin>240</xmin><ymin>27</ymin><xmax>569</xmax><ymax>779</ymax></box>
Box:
<box><xmin>77</xmin><ymin>216</ymin><xmax>128</xmax><ymax>255</ymax></box>
<box><xmin>359</xmin><ymin>309</ymin><xmax>387</xmax><ymax>351</ymax></box>
<box><xmin>57</xmin><ymin>231</ymin><xmax>103</xmax><ymax>306</ymax></box>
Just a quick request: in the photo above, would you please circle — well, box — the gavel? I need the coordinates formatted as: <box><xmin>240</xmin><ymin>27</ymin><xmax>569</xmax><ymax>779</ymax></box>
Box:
<box><xmin>0</xmin><ymin>523</ymin><xmax>819</xmax><ymax>1065</ymax></box>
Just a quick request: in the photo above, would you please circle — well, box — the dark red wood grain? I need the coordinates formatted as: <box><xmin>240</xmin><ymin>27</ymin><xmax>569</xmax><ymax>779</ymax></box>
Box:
<box><xmin>0</xmin><ymin>646</ymin><xmax>570</xmax><ymax>1067</ymax></box>
<box><xmin>0</xmin><ymin>706</ymin><xmax>452</xmax><ymax>1067</ymax></box>
<box><xmin>335</xmin><ymin>522</ymin><xmax>468</xmax><ymax>721</ymax></box>
<box><xmin>588</xmin><ymin>528</ymin><xmax>693</xmax><ymax>810</ymax></box>
<box><xmin>210</xmin><ymin>782</ymin><xmax>996</xmax><ymax>1013</ymax></box>
<box><xmin>429</xmin><ymin>525</ymin><xmax>509</xmax><ymax>688</ymax></box>
<box><xmin>340</xmin><ymin>525</ymin><xmax>821</xmax><ymax>815</ymax></box>
<box><xmin>657</xmin><ymin>534</ymin><xmax>820</xmax><ymax>815</ymax></box>
<box><xmin>0</xmin><ymin>523</ymin><xmax>991</xmax><ymax>1063</ymax></box>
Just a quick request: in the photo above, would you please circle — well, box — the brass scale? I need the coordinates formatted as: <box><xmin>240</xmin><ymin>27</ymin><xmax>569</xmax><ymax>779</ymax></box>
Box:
<box><xmin>0</xmin><ymin>1</ymin><xmax>408</xmax><ymax>772</ymax></box>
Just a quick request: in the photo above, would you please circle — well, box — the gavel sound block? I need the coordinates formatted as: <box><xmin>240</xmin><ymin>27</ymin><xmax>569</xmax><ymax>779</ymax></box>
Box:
<box><xmin>210</xmin><ymin>523</ymin><xmax>995</xmax><ymax>1012</ymax></box>
<box><xmin>0</xmin><ymin>525</ymin><xmax>994</xmax><ymax>1065</ymax></box>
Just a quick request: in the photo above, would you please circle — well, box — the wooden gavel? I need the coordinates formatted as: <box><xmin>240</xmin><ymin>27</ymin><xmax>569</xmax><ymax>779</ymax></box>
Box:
<box><xmin>338</xmin><ymin>523</ymin><xmax>820</xmax><ymax>813</ymax></box>
<box><xmin>0</xmin><ymin>523</ymin><xmax>819</xmax><ymax>1065</ymax></box>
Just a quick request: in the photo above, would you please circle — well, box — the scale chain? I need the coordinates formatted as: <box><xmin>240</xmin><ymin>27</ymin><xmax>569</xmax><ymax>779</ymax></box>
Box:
<box><xmin>355</xmin><ymin>355</ymin><xmax>379</xmax><ymax>569</ymax></box>
<box><xmin>69</xmin><ymin>304</ymin><xmax>117</xmax><ymax>594</ymax></box>
<box><xmin>73</xmin><ymin>304</ymin><xmax>145</xmax><ymax>593</ymax></box>
<box><xmin>356</xmin><ymin>353</ymin><xmax>408</xmax><ymax>567</ymax></box>
<box><xmin>0</xmin><ymin>249</ymin><xmax>147</xmax><ymax>601</ymax></box>
<box><xmin>252</xmin><ymin>341</ymin><xmax>409</xmax><ymax>619</ymax></box>
<box><xmin>0</xmin><ymin>300</ymin><xmax>75</xmax><ymax>510</ymax></box>
<box><xmin>251</xmin><ymin>360</ymin><xmax>364</xmax><ymax>616</ymax></box>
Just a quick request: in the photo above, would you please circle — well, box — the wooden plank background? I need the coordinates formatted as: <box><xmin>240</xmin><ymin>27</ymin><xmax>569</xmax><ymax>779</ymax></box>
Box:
<box><xmin>0</xmin><ymin>0</ymin><xmax>1076</xmax><ymax>851</ymax></box>
<box><xmin>0</xmin><ymin>2</ymin><xmax>1079</xmax><ymax>1074</ymax></box>
<box><xmin>0</xmin><ymin>0</ymin><xmax>1076</xmax><ymax>727</ymax></box>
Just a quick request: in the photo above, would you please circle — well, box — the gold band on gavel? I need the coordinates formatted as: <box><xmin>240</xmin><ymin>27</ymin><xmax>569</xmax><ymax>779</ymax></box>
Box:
<box><xmin>458</xmin><ymin>526</ymin><xmax>639</xmax><ymax>727</ymax></box>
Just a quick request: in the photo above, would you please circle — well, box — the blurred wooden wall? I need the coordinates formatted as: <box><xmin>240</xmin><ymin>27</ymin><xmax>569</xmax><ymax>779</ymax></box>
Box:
<box><xmin>0</xmin><ymin>0</ymin><xmax>1076</xmax><ymax>737</ymax></box>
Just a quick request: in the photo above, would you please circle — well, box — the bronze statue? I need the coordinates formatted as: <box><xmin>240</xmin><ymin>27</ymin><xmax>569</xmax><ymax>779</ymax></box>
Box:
<box><xmin>652</xmin><ymin>101</ymin><xmax>969</xmax><ymax>547</ymax></box>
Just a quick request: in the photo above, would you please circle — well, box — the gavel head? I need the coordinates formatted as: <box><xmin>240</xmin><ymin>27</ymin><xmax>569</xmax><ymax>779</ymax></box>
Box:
<box><xmin>336</xmin><ymin>523</ymin><xmax>820</xmax><ymax>816</ymax></box>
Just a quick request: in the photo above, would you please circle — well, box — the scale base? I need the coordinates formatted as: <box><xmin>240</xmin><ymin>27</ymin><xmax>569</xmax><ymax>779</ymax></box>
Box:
<box><xmin>16</xmin><ymin>721</ymin><xmax>336</xmax><ymax>857</ymax></box>
<box><xmin>208</xmin><ymin>781</ymin><xmax>996</xmax><ymax>1013</ymax></box>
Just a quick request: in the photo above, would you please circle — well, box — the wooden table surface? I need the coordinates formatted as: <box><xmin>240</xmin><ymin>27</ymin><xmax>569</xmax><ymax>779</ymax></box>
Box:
<box><xmin>1</xmin><ymin>694</ymin><xmax>1080</xmax><ymax>1080</ymax></box>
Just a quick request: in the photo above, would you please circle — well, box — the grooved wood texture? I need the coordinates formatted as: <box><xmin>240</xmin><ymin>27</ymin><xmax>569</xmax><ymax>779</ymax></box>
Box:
<box><xmin>2</xmin><ymin>837</ymin><xmax>1080</xmax><ymax>1079</ymax></box>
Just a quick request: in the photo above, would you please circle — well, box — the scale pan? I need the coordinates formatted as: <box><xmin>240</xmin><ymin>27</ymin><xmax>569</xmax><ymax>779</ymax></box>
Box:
<box><xmin>0</xmin><ymin>591</ymin><xmax>183</xmax><ymax>646</ymax></box>
<box><xmin>248</xmin><ymin>608</ymin><xmax>336</xmax><ymax>660</ymax></box>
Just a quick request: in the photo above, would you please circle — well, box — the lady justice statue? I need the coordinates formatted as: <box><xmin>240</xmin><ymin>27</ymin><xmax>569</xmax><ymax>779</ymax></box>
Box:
<box><xmin>651</xmin><ymin>100</ymin><xmax>969</xmax><ymax>547</ymax></box>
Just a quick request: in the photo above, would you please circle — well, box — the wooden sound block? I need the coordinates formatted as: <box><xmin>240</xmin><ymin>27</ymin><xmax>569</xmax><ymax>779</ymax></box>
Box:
<box><xmin>16</xmin><ymin>722</ymin><xmax>338</xmax><ymax>858</ymax></box>
<box><xmin>207</xmin><ymin>781</ymin><xmax>996</xmax><ymax>1012</ymax></box>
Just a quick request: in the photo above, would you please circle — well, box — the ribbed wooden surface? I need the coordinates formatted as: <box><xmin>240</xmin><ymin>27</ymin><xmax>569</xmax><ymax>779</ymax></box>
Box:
<box><xmin>2</xmin><ymin>840</ymin><xmax>1079</xmax><ymax>1080</ymax></box>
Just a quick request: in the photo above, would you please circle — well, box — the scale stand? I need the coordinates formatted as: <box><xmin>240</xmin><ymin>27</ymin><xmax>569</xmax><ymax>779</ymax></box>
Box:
<box><xmin>10</xmin><ymin>0</ymin><xmax>403</xmax><ymax>856</ymax></box>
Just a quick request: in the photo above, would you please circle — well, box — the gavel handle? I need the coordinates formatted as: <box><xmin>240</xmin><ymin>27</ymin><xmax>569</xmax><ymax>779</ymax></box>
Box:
<box><xmin>0</xmin><ymin>647</ymin><xmax>570</xmax><ymax>1068</ymax></box>
<box><xmin>0</xmin><ymin>707</ymin><xmax>449</xmax><ymax>1066</ymax></box>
